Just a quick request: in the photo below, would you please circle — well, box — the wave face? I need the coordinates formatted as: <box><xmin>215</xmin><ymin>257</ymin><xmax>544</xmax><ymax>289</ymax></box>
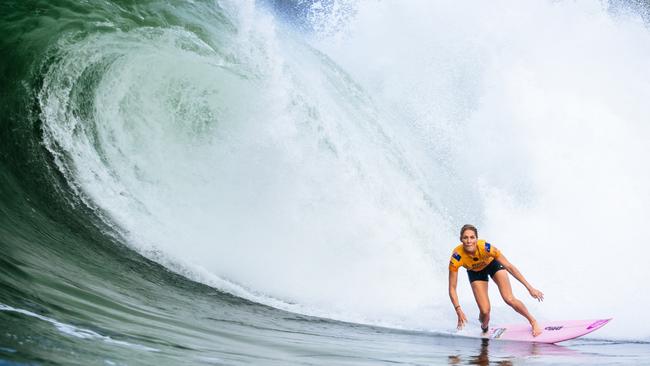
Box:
<box><xmin>2</xmin><ymin>0</ymin><xmax>650</xmax><ymax>363</ymax></box>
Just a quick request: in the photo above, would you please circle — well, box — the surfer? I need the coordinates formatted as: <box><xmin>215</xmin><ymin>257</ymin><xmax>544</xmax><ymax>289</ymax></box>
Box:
<box><xmin>448</xmin><ymin>224</ymin><xmax>544</xmax><ymax>337</ymax></box>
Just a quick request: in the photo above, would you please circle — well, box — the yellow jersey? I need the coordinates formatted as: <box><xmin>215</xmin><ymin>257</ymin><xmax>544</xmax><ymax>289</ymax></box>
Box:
<box><xmin>449</xmin><ymin>240</ymin><xmax>501</xmax><ymax>272</ymax></box>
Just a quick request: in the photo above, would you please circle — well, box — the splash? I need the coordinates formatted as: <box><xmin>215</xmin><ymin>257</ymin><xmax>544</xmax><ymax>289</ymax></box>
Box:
<box><xmin>39</xmin><ymin>0</ymin><xmax>650</xmax><ymax>341</ymax></box>
<box><xmin>312</xmin><ymin>0</ymin><xmax>650</xmax><ymax>340</ymax></box>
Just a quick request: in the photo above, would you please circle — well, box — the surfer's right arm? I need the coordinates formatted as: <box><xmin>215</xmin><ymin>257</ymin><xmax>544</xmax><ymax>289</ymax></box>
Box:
<box><xmin>448</xmin><ymin>269</ymin><xmax>467</xmax><ymax>329</ymax></box>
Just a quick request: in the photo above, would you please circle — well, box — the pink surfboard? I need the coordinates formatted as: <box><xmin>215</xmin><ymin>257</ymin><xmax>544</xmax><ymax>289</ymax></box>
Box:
<box><xmin>484</xmin><ymin>318</ymin><xmax>612</xmax><ymax>343</ymax></box>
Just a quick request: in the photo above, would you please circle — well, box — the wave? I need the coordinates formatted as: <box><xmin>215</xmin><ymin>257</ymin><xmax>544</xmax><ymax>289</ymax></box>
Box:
<box><xmin>35</xmin><ymin>0</ymin><xmax>448</xmax><ymax>328</ymax></box>
<box><xmin>2</xmin><ymin>4</ymin><xmax>650</xmax><ymax>364</ymax></box>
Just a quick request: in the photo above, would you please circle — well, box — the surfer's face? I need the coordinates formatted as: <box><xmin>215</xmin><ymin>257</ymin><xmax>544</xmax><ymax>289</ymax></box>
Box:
<box><xmin>461</xmin><ymin>230</ymin><xmax>477</xmax><ymax>253</ymax></box>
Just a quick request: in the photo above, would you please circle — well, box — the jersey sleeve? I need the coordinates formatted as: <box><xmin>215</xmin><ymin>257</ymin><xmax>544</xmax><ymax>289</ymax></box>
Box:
<box><xmin>484</xmin><ymin>242</ymin><xmax>501</xmax><ymax>258</ymax></box>
<box><xmin>449</xmin><ymin>251</ymin><xmax>462</xmax><ymax>272</ymax></box>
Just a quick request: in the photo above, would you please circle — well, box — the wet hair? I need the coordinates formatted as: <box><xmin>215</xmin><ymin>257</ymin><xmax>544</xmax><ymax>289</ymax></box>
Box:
<box><xmin>459</xmin><ymin>224</ymin><xmax>478</xmax><ymax>240</ymax></box>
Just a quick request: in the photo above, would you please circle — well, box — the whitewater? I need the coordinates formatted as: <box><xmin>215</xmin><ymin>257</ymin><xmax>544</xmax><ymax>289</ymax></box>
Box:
<box><xmin>2</xmin><ymin>0</ymin><xmax>650</xmax><ymax>364</ymax></box>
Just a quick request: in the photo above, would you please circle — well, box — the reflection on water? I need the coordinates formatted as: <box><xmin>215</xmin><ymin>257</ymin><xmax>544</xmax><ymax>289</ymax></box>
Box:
<box><xmin>448</xmin><ymin>338</ymin><xmax>578</xmax><ymax>365</ymax></box>
<box><xmin>448</xmin><ymin>339</ymin><xmax>513</xmax><ymax>366</ymax></box>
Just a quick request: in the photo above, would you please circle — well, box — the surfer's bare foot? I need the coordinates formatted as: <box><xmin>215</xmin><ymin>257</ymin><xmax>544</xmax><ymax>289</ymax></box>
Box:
<box><xmin>479</xmin><ymin>313</ymin><xmax>489</xmax><ymax>334</ymax></box>
<box><xmin>531</xmin><ymin>321</ymin><xmax>542</xmax><ymax>337</ymax></box>
<box><xmin>480</xmin><ymin>318</ymin><xmax>489</xmax><ymax>333</ymax></box>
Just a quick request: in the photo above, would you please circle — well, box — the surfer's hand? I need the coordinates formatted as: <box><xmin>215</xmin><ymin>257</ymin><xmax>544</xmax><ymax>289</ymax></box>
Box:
<box><xmin>456</xmin><ymin>308</ymin><xmax>467</xmax><ymax>330</ymax></box>
<box><xmin>529</xmin><ymin>288</ymin><xmax>544</xmax><ymax>302</ymax></box>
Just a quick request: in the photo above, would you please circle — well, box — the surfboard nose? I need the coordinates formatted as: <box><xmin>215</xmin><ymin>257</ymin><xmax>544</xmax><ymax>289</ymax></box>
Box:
<box><xmin>586</xmin><ymin>318</ymin><xmax>612</xmax><ymax>330</ymax></box>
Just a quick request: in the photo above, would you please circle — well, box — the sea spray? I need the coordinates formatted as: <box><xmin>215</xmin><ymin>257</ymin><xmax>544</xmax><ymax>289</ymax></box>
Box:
<box><xmin>37</xmin><ymin>0</ymin><xmax>650</xmax><ymax>341</ymax></box>
<box><xmin>311</xmin><ymin>0</ymin><xmax>650</xmax><ymax>340</ymax></box>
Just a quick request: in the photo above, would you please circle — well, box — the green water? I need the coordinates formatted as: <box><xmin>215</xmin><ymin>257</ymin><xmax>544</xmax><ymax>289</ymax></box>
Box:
<box><xmin>2</xmin><ymin>0</ymin><xmax>649</xmax><ymax>364</ymax></box>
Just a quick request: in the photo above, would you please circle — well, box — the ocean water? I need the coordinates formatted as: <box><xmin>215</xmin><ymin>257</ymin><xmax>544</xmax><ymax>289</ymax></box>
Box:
<box><xmin>1</xmin><ymin>0</ymin><xmax>650</xmax><ymax>364</ymax></box>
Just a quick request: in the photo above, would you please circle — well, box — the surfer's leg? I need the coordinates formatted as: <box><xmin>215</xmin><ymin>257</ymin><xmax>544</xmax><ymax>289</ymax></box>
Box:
<box><xmin>492</xmin><ymin>270</ymin><xmax>542</xmax><ymax>336</ymax></box>
<box><xmin>470</xmin><ymin>280</ymin><xmax>490</xmax><ymax>332</ymax></box>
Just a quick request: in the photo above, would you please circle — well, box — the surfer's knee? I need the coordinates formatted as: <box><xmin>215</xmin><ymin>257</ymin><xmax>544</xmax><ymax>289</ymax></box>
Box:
<box><xmin>502</xmin><ymin>296</ymin><xmax>517</xmax><ymax>307</ymax></box>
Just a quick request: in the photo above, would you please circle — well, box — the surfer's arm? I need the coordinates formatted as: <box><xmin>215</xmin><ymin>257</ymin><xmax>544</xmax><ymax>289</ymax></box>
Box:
<box><xmin>498</xmin><ymin>255</ymin><xmax>544</xmax><ymax>302</ymax></box>
<box><xmin>448</xmin><ymin>269</ymin><xmax>467</xmax><ymax>329</ymax></box>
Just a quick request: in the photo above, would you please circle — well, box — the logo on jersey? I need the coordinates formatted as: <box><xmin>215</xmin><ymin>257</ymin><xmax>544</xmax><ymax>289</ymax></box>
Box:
<box><xmin>485</xmin><ymin>243</ymin><xmax>492</xmax><ymax>252</ymax></box>
<box><xmin>452</xmin><ymin>252</ymin><xmax>461</xmax><ymax>261</ymax></box>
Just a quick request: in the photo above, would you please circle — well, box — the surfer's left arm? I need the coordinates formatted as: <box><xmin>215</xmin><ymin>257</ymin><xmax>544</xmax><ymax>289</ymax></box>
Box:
<box><xmin>497</xmin><ymin>255</ymin><xmax>544</xmax><ymax>302</ymax></box>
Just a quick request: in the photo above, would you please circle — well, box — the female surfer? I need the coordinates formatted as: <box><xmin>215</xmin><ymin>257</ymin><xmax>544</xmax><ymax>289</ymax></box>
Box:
<box><xmin>448</xmin><ymin>224</ymin><xmax>544</xmax><ymax>336</ymax></box>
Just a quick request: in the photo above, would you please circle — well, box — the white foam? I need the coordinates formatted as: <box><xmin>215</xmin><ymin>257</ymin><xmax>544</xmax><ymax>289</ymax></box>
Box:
<box><xmin>0</xmin><ymin>304</ymin><xmax>158</xmax><ymax>351</ymax></box>
<box><xmin>313</xmin><ymin>0</ymin><xmax>650</xmax><ymax>341</ymax></box>
<box><xmin>38</xmin><ymin>0</ymin><xmax>650</xmax><ymax>342</ymax></box>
